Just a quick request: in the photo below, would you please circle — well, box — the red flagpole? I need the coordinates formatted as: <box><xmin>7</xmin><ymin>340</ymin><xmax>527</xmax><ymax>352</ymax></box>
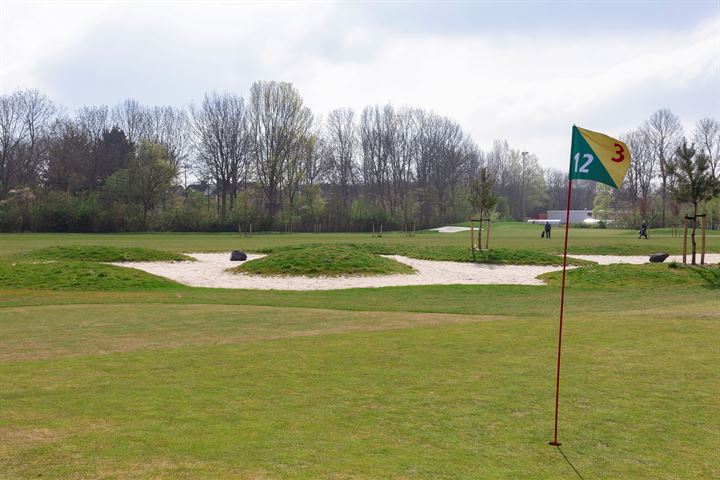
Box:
<box><xmin>550</xmin><ymin>177</ymin><xmax>573</xmax><ymax>447</ymax></box>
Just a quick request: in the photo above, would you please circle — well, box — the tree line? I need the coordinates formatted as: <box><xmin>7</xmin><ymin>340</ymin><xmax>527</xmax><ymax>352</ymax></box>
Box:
<box><xmin>0</xmin><ymin>83</ymin><xmax>717</xmax><ymax>232</ymax></box>
<box><xmin>596</xmin><ymin>110</ymin><xmax>719</xmax><ymax>229</ymax></box>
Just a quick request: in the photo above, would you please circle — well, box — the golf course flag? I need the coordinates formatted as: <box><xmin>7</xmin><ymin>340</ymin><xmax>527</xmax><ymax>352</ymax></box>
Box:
<box><xmin>549</xmin><ymin>126</ymin><xmax>631</xmax><ymax>447</ymax></box>
<box><xmin>570</xmin><ymin>126</ymin><xmax>631</xmax><ymax>188</ymax></box>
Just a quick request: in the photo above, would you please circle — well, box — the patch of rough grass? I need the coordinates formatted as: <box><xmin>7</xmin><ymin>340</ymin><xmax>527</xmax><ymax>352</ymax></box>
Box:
<box><xmin>0</xmin><ymin>260</ymin><xmax>181</xmax><ymax>291</ymax></box>
<box><xmin>539</xmin><ymin>263</ymin><xmax>720</xmax><ymax>289</ymax></box>
<box><xmin>0</xmin><ymin>304</ymin><xmax>504</xmax><ymax>361</ymax></box>
<box><xmin>25</xmin><ymin>245</ymin><xmax>192</xmax><ymax>262</ymax></box>
<box><xmin>256</xmin><ymin>243</ymin><xmax>593</xmax><ymax>266</ymax></box>
<box><xmin>232</xmin><ymin>244</ymin><xmax>415</xmax><ymax>277</ymax></box>
<box><xmin>688</xmin><ymin>265</ymin><xmax>720</xmax><ymax>289</ymax></box>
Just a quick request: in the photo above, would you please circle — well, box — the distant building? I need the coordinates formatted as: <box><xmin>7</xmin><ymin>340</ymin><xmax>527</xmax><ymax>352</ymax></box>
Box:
<box><xmin>527</xmin><ymin>218</ymin><xmax>561</xmax><ymax>225</ymax></box>
<box><xmin>547</xmin><ymin>209</ymin><xmax>596</xmax><ymax>224</ymax></box>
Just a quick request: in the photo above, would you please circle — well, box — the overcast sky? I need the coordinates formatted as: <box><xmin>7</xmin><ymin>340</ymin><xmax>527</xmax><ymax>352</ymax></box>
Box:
<box><xmin>1</xmin><ymin>0</ymin><xmax>718</xmax><ymax>170</ymax></box>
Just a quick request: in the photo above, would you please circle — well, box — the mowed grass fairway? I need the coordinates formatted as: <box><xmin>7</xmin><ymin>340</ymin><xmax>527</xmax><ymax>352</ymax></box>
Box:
<box><xmin>1</xmin><ymin>224</ymin><xmax>718</xmax><ymax>479</ymax></box>
<box><xmin>2</xmin><ymin>221</ymin><xmax>718</xmax><ymax>256</ymax></box>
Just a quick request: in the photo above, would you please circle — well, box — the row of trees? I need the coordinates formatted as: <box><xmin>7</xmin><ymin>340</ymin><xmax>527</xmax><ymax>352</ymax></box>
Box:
<box><xmin>1</xmin><ymin>84</ymin><xmax>718</xmax><ymax>232</ymax></box>
<box><xmin>594</xmin><ymin>110</ymin><xmax>720</xmax><ymax>229</ymax></box>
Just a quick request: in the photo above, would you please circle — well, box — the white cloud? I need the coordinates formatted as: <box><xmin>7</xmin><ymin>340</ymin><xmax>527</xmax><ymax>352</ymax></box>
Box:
<box><xmin>1</xmin><ymin>1</ymin><xmax>717</xmax><ymax>170</ymax></box>
<box><xmin>295</xmin><ymin>18</ymin><xmax>719</xmax><ymax>169</ymax></box>
<box><xmin>0</xmin><ymin>1</ymin><xmax>111</xmax><ymax>92</ymax></box>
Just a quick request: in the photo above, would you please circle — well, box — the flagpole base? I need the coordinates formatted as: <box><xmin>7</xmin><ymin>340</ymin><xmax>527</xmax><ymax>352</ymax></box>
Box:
<box><xmin>548</xmin><ymin>441</ymin><xmax>562</xmax><ymax>446</ymax></box>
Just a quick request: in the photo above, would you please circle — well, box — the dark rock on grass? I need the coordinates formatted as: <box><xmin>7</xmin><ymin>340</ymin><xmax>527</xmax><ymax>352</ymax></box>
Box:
<box><xmin>649</xmin><ymin>253</ymin><xmax>670</xmax><ymax>263</ymax></box>
<box><xmin>230</xmin><ymin>251</ymin><xmax>247</xmax><ymax>261</ymax></box>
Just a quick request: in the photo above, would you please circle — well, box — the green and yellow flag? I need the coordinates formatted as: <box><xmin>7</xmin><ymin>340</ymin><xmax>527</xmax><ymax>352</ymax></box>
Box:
<box><xmin>570</xmin><ymin>126</ymin><xmax>631</xmax><ymax>189</ymax></box>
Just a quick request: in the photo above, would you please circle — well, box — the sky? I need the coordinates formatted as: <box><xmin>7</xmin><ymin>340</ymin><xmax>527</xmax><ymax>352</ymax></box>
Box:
<box><xmin>1</xmin><ymin>0</ymin><xmax>718</xmax><ymax>170</ymax></box>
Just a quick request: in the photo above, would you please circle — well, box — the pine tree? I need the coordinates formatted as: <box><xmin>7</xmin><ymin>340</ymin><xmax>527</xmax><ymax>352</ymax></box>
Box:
<box><xmin>668</xmin><ymin>140</ymin><xmax>720</xmax><ymax>264</ymax></box>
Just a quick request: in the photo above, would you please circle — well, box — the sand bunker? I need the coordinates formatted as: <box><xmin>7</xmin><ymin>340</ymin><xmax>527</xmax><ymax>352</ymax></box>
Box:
<box><xmin>429</xmin><ymin>226</ymin><xmax>471</xmax><ymax>233</ymax></box>
<box><xmin>114</xmin><ymin>253</ymin><xmax>565</xmax><ymax>290</ymax></box>
<box><xmin>114</xmin><ymin>252</ymin><xmax>720</xmax><ymax>291</ymax></box>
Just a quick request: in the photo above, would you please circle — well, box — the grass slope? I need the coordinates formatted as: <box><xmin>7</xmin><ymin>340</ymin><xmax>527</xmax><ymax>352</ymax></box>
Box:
<box><xmin>540</xmin><ymin>263</ymin><xmax>720</xmax><ymax>290</ymax></box>
<box><xmin>234</xmin><ymin>244</ymin><xmax>415</xmax><ymax>276</ymax></box>
<box><xmin>257</xmin><ymin>242</ymin><xmax>594</xmax><ymax>266</ymax></box>
<box><xmin>0</xmin><ymin>246</ymin><xmax>188</xmax><ymax>291</ymax></box>
<box><xmin>0</xmin><ymin>261</ymin><xmax>181</xmax><ymax>291</ymax></box>
<box><xmin>24</xmin><ymin>245</ymin><xmax>191</xmax><ymax>262</ymax></box>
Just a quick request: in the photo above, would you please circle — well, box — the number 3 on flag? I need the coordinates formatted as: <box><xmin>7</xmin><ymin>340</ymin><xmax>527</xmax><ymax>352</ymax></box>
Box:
<box><xmin>611</xmin><ymin>143</ymin><xmax>625</xmax><ymax>163</ymax></box>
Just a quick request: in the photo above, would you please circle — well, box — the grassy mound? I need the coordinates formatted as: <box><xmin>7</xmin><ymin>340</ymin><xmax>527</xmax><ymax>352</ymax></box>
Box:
<box><xmin>539</xmin><ymin>263</ymin><xmax>720</xmax><ymax>289</ymax></box>
<box><xmin>25</xmin><ymin>245</ymin><xmax>191</xmax><ymax>262</ymax></box>
<box><xmin>256</xmin><ymin>243</ymin><xmax>593</xmax><ymax>266</ymax></box>
<box><xmin>232</xmin><ymin>244</ymin><xmax>415</xmax><ymax>277</ymax></box>
<box><xmin>0</xmin><ymin>260</ymin><xmax>181</xmax><ymax>291</ymax></box>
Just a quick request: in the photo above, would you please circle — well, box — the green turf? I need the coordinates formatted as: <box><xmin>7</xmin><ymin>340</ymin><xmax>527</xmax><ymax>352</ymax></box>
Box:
<box><xmin>0</xmin><ymin>245</ymin><xmax>191</xmax><ymax>291</ymax></box>
<box><xmin>257</xmin><ymin>242</ymin><xmax>593</xmax><ymax>266</ymax></box>
<box><xmin>1</xmin><ymin>229</ymin><xmax>718</xmax><ymax>479</ymax></box>
<box><xmin>23</xmin><ymin>245</ymin><xmax>192</xmax><ymax>263</ymax></box>
<box><xmin>0</xmin><ymin>223</ymin><xmax>716</xmax><ymax>257</ymax></box>
<box><xmin>1</xmin><ymin>300</ymin><xmax>717</xmax><ymax>479</ymax></box>
<box><xmin>234</xmin><ymin>244</ymin><xmax>415</xmax><ymax>276</ymax></box>
<box><xmin>540</xmin><ymin>263</ymin><xmax>720</xmax><ymax>290</ymax></box>
<box><xmin>0</xmin><ymin>260</ymin><xmax>181</xmax><ymax>291</ymax></box>
<box><xmin>0</xmin><ymin>246</ymin><xmax>188</xmax><ymax>291</ymax></box>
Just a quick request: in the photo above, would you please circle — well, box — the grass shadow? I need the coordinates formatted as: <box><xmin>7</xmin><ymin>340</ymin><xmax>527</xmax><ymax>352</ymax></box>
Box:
<box><xmin>556</xmin><ymin>446</ymin><xmax>586</xmax><ymax>480</ymax></box>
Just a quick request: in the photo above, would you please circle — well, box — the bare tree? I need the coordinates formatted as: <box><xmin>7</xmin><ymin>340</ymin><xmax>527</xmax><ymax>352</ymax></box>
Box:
<box><xmin>146</xmin><ymin>106</ymin><xmax>192</xmax><ymax>170</ymax></box>
<box><xmin>693</xmin><ymin>117</ymin><xmax>720</xmax><ymax>179</ymax></box>
<box><xmin>433</xmin><ymin>126</ymin><xmax>474</xmax><ymax>220</ymax></box>
<box><xmin>301</xmin><ymin>118</ymin><xmax>324</xmax><ymax>187</ymax></box>
<box><xmin>249</xmin><ymin>81</ymin><xmax>312</xmax><ymax>218</ymax></box>
<box><xmin>323</xmin><ymin>108</ymin><xmax>358</xmax><ymax>228</ymax></box>
<box><xmin>642</xmin><ymin>109</ymin><xmax>683</xmax><ymax>226</ymax></box>
<box><xmin>622</xmin><ymin>129</ymin><xmax>655</xmax><ymax>216</ymax></box>
<box><xmin>486</xmin><ymin>139</ymin><xmax>513</xmax><ymax>195</ymax></box>
<box><xmin>190</xmin><ymin>93</ymin><xmax>250</xmax><ymax>219</ymax></box>
<box><xmin>17</xmin><ymin>89</ymin><xmax>55</xmax><ymax>186</ymax></box>
<box><xmin>76</xmin><ymin>105</ymin><xmax>109</xmax><ymax>143</ymax></box>
<box><xmin>0</xmin><ymin>91</ymin><xmax>29</xmax><ymax>195</ymax></box>
<box><xmin>0</xmin><ymin>89</ymin><xmax>55</xmax><ymax>194</ymax></box>
<box><xmin>513</xmin><ymin>151</ymin><xmax>546</xmax><ymax>219</ymax></box>
<box><xmin>389</xmin><ymin>107</ymin><xmax>418</xmax><ymax>220</ymax></box>
<box><xmin>488</xmin><ymin>140</ymin><xmax>539</xmax><ymax>219</ymax></box>
<box><xmin>284</xmin><ymin>132</ymin><xmax>317</xmax><ymax>224</ymax></box>
<box><xmin>544</xmin><ymin>168</ymin><xmax>567</xmax><ymax>210</ymax></box>
<box><xmin>414</xmin><ymin>109</ymin><xmax>435</xmax><ymax>223</ymax></box>
<box><xmin>415</xmin><ymin>111</ymin><xmax>477</xmax><ymax>222</ymax></box>
<box><xmin>360</xmin><ymin>105</ymin><xmax>393</xmax><ymax>212</ymax></box>
<box><xmin>111</xmin><ymin>99</ymin><xmax>149</xmax><ymax>145</ymax></box>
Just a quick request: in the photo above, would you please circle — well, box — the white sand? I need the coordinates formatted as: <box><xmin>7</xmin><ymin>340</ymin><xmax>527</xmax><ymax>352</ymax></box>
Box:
<box><xmin>113</xmin><ymin>252</ymin><xmax>720</xmax><ymax>291</ymax></box>
<box><xmin>429</xmin><ymin>226</ymin><xmax>471</xmax><ymax>233</ymax></box>
<box><xmin>114</xmin><ymin>253</ymin><xmax>566</xmax><ymax>290</ymax></box>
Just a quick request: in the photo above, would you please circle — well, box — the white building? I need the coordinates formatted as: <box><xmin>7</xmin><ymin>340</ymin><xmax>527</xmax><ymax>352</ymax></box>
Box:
<box><xmin>546</xmin><ymin>209</ymin><xmax>597</xmax><ymax>225</ymax></box>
